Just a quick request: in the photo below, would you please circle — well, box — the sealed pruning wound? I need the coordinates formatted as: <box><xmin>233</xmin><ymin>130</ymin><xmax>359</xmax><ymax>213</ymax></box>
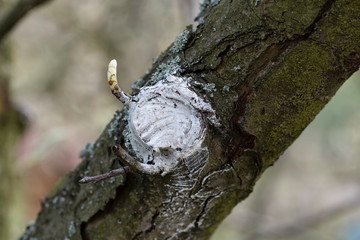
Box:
<box><xmin>80</xmin><ymin>59</ymin><xmax>218</xmax><ymax>183</ymax></box>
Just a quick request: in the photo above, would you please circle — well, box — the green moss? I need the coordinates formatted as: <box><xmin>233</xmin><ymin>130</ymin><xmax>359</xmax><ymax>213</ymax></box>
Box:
<box><xmin>242</xmin><ymin>0</ymin><xmax>360</xmax><ymax>167</ymax></box>
<box><xmin>266</xmin><ymin>0</ymin><xmax>327</xmax><ymax>39</ymax></box>
<box><xmin>244</xmin><ymin>42</ymin><xmax>336</xmax><ymax>166</ymax></box>
<box><xmin>311</xmin><ymin>0</ymin><xmax>360</xmax><ymax>58</ymax></box>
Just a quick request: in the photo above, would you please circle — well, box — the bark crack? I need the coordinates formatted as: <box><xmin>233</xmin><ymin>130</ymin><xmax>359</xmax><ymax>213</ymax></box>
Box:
<box><xmin>145</xmin><ymin>210</ymin><xmax>160</xmax><ymax>234</ymax></box>
<box><xmin>132</xmin><ymin>209</ymin><xmax>160</xmax><ymax>240</ymax></box>
<box><xmin>302</xmin><ymin>0</ymin><xmax>337</xmax><ymax>39</ymax></box>
<box><xmin>80</xmin><ymin>221</ymin><xmax>89</xmax><ymax>240</ymax></box>
<box><xmin>194</xmin><ymin>191</ymin><xmax>223</xmax><ymax>229</ymax></box>
<box><xmin>228</xmin><ymin>162</ymin><xmax>242</xmax><ymax>185</ymax></box>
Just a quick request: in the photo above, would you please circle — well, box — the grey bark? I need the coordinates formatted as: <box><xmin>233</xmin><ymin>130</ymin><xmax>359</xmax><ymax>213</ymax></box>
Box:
<box><xmin>21</xmin><ymin>0</ymin><xmax>360</xmax><ymax>239</ymax></box>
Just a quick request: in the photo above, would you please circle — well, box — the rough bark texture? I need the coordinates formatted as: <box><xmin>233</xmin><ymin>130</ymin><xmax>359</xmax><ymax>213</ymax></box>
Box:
<box><xmin>21</xmin><ymin>0</ymin><xmax>360</xmax><ymax>239</ymax></box>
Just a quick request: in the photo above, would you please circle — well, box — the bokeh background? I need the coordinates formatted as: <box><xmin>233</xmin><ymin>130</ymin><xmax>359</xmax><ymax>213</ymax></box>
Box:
<box><xmin>2</xmin><ymin>0</ymin><xmax>360</xmax><ymax>239</ymax></box>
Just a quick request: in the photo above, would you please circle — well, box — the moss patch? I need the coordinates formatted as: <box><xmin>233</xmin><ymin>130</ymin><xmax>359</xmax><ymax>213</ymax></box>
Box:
<box><xmin>243</xmin><ymin>0</ymin><xmax>360</xmax><ymax>167</ymax></box>
<box><xmin>244</xmin><ymin>42</ymin><xmax>336</xmax><ymax>166</ymax></box>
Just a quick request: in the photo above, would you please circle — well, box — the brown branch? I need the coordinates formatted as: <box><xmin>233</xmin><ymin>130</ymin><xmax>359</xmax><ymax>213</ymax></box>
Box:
<box><xmin>19</xmin><ymin>0</ymin><xmax>360</xmax><ymax>239</ymax></box>
<box><xmin>113</xmin><ymin>145</ymin><xmax>163</xmax><ymax>175</ymax></box>
<box><xmin>0</xmin><ymin>0</ymin><xmax>53</xmax><ymax>43</ymax></box>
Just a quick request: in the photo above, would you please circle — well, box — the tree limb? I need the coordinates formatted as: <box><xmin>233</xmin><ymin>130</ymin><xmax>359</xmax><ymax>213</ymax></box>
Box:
<box><xmin>0</xmin><ymin>0</ymin><xmax>53</xmax><ymax>43</ymax></box>
<box><xmin>20</xmin><ymin>0</ymin><xmax>360</xmax><ymax>239</ymax></box>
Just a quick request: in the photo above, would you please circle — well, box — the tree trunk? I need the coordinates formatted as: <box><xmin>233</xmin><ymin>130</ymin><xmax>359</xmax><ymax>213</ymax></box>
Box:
<box><xmin>21</xmin><ymin>0</ymin><xmax>360</xmax><ymax>239</ymax></box>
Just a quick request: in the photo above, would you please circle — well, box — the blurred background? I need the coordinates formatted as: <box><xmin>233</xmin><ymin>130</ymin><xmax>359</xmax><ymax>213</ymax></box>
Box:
<box><xmin>0</xmin><ymin>0</ymin><xmax>359</xmax><ymax>239</ymax></box>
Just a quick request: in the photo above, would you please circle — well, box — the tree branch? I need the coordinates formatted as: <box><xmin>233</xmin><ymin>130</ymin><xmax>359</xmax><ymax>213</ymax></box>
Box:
<box><xmin>0</xmin><ymin>0</ymin><xmax>53</xmax><ymax>43</ymax></box>
<box><xmin>20</xmin><ymin>0</ymin><xmax>360</xmax><ymax>239</ymax></box>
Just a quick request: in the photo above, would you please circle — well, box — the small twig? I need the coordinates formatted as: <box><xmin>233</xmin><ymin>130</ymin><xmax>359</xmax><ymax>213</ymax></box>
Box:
<box><xmin>112</xmin><ymin>145</ymin><xmax>162</xmax><ymax>175</ymax></box>
<box><xmin>0</xmin><ymin>0</ymin><xmax>53</xmax><ymax>43</ymax></box>
<box><xmin>79</xmin><ymin>166</ymin><xmax>130</xmax><ymax>184</ymax></box>
<box><xmin>79</xmin><ymin>144</ymin><xmax>162</xmax><ymax>184</ymax></box>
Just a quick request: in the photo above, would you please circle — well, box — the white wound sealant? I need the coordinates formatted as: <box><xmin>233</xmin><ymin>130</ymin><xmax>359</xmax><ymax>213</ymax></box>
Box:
<box><xmin>127</xmin><ymin>75</ymin><xmax>217</xmax><ymax>173</ymax></box>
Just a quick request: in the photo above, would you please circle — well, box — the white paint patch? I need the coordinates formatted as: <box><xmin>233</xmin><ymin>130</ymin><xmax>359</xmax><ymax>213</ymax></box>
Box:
<box><xmin>127</xmin><ymin>75</ymin><xmax>217</xmax><ymax>173</ymax></box>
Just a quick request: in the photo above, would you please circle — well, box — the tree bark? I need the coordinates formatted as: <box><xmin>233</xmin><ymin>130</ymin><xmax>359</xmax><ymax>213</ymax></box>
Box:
<box><xmin>21</xmin><ymin>0</ymin><xmax>360</xmax><ymax>239</ymax></box>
